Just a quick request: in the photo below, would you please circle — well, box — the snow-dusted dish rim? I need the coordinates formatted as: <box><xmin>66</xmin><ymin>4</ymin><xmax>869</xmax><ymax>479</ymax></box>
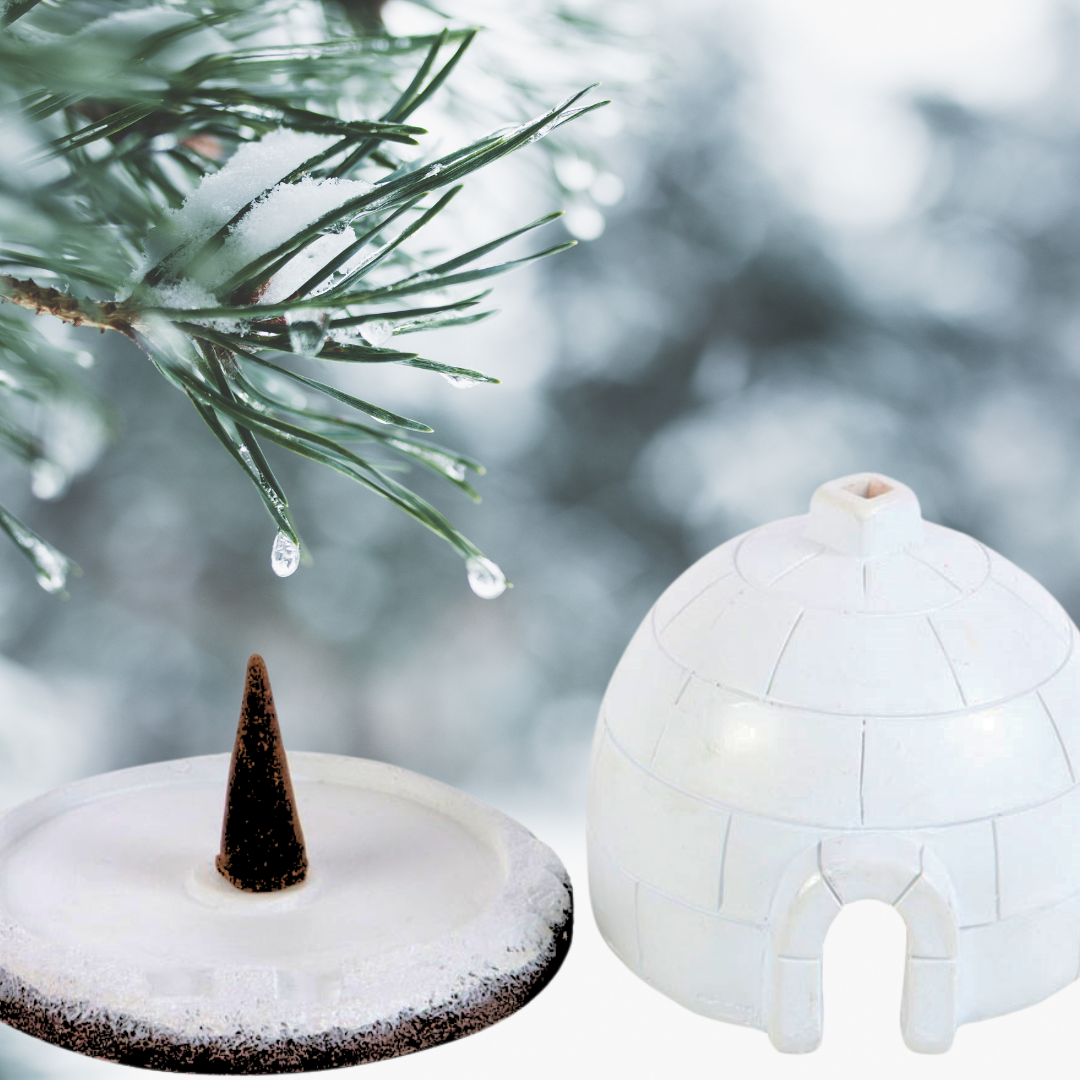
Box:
<box><xmin>0</xmin><ymin>752</ymin><xmax>573</xmax><ymax>1074</ymax></box>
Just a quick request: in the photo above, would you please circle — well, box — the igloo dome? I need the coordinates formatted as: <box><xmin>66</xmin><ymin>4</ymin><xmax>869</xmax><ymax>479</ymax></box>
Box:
<box><xmin>587</xmin><ymin>473</ymin><xmax>1080</xmax><ymax>1053</ymax></box>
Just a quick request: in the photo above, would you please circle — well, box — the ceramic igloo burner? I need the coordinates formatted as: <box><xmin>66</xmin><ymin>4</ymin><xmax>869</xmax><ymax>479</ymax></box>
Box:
<box><xmin>587</xmin><ymin>472</ymin><xmax>1080</xmax><ymax>1053</ymax></box>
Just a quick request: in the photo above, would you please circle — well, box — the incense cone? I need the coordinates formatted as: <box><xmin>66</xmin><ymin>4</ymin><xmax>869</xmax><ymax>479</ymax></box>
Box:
<box><xmin>216</xmin><ymin>654</ymin><xmax>308</xmax><ymax>892</ymax></box>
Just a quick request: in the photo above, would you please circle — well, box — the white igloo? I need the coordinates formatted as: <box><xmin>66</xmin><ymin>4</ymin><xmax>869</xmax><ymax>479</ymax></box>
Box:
<box><xmin>587</xmin><ymin>473</ymin><xmax>1080</xmax><ymax>1053</ymax></box>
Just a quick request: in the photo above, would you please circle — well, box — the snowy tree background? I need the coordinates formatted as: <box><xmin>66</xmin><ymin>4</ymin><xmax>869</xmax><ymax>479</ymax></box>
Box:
<box><xmin>3</xmin><ymin>0</ymin><xmax>1080</xmax><ymax>809</ymax></box>
<box><xmin>6</xmin><ymin>0</ymin><xmax>1080</xmax><ymax>1071</ymax></box>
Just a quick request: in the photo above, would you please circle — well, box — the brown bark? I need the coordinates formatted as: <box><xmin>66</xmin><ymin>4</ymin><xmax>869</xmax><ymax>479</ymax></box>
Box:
<box><xmin>0</xmin><ymin>276</ymin><xmax>135</xmax><ymax>338</ymax></box>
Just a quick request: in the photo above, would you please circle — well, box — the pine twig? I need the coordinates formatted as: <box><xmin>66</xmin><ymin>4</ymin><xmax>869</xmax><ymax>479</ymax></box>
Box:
<box><xmin>0</xmin><ymin>0</ymin><xmax>610</xmax><ymax>594</ymax></box>
<box><xmin>0</xmin><ymin>277</ymin><xmax>135</xmax><ymax>338</ymax></box>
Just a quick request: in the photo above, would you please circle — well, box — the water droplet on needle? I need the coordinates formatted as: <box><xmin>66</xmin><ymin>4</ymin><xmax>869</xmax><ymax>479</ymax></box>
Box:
<box><xmin>31</xmin><ymin>460</ymin><xmax>66</xmax><ymax>500</ymax></box>
<box><xmin>33</xmin><ymin>545</ymin><xmax>67</xmax><ymax>594</ymax></box>
<box><xmin>441</xmin><ymin>374</ymin><xmax>476</xmax><ymax>390</ymax></box>
<box><xmin>271</xmin><ymin>532</ymin><xmax>300</xmax><ymax>577</ymax></box>
<box><xmin>286</xmin><ymin>311</ymin><xmax>328</xmax><ymax>356</ymax></box>
<box><xmin>466</xmin><ymin>556</ymin><xmax>506</xmax><ymax>599</ymax></box>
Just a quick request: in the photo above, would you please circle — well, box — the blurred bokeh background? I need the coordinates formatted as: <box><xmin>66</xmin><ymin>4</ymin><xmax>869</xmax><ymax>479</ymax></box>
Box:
<box><xmin>5</xmin><ymin>0</ymin><xmax>1080</xmax><ymax>1072</ymax></box>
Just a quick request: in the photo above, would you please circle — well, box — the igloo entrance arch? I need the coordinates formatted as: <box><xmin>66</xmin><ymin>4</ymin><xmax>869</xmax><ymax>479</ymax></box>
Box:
<box><xmin>768</xmin><ymin>835</ymin><xmax>958</xmax><ymax>1053</ymax></box>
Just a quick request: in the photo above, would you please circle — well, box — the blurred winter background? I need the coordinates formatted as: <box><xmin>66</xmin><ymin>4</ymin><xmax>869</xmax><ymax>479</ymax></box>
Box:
<box><xmin>5</xmin><ymin>0</ymin><xmax>1080</xmax><ymax>1073</ymax></box>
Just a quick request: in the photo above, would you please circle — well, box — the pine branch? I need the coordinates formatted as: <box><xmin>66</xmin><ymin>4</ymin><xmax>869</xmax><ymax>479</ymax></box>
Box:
<box><xmin>1</xmin><ymin>277</ymin><xmax>135</xmax><ymax>337</ymax></box>
<box><xmin>0</xmin><ymin>0</ymin><xmax>608</xmax><ymax>595</ymax></box>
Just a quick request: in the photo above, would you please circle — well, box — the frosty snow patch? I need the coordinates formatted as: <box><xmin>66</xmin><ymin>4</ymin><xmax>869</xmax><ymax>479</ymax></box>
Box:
<box><xmin>140</xmin><ymin>130</ymin><xmax>372</xmax><ymax>314</ymax></box>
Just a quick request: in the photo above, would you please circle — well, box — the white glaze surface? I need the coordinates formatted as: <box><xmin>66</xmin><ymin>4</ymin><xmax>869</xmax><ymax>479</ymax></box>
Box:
<box><xmin>588</xmin><ymin>471</ymin><xmax>1080</xmax><ymax>1055</ymax></box>
<box><xmin>4</xmin><ymin>781</ymin><xmax>501</xmax><ymax>966</ymax></box>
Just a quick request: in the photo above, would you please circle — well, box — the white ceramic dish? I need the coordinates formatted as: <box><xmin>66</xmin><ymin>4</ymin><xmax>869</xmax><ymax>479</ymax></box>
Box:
<box><xmin>0</xmin><ymin>751</ymin><xmax>572</xmax><ymax>1073</ymax></box>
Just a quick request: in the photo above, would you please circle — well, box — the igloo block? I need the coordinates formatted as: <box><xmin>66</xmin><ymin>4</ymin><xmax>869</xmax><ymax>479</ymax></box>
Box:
<box><xmin>587</xmin><ymin>472</ymin><xmax>1080</xmax><ymax>1052</ymax></box>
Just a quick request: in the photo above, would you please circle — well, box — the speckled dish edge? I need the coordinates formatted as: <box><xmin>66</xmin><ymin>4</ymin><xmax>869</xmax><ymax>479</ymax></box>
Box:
<box><xmin>0</xmin><ymin>752</ymin><xmax>574</xmax><ymax>1074</ymax></box>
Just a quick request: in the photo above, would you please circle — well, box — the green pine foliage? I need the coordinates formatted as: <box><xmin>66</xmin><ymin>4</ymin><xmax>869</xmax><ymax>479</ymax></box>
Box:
<box><xmin>0</xmin><ymin>0</ymin><xmax>606</xmax><ymax>593</ymax></box>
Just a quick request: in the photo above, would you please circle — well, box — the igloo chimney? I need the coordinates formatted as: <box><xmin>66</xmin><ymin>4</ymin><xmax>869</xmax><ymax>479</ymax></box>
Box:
<box><xmin>804</xmin><ymin>471</ymin><xmax>923</xmax><ymax>557</ymax></box>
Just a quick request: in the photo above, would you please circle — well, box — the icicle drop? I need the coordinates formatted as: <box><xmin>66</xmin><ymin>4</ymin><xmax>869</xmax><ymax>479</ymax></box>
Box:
<box><xmin>32</xmin><ymin>544</ymin><xmax>67</xmax><ymax>594</ymax></box>
<box><xmin>286</xmin><ymin>311</ymin><xmax>328</xmax><ymax>356</ymax></box>
<box><xmin>30</xmin><ymin>460</ymin><xmax>67</xmax><ymax>501</ymax></box>
<box><xmin>362</xmin><ymin>321</ymin><xmax>394</xmax><ymax>347</ymax></box>
<box><xmin>466</xmin><ymin>556</ymin><xmax>506</xmax><ymax>600</ymax></box>
<box><xmin>271</xmin><ymin>531</ymin><xmax>300</xmax><ymax>577</ymax></box>
<box><xmin>442</xmin><ymin>374</ymin><xmax>477</xmax><ymax>390</ymax></box>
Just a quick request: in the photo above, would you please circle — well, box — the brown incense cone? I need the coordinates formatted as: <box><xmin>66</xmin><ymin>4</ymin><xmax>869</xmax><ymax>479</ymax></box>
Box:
<box><xmin>216</xmin><ymin>654</ymin><xmax>308</xmax><ymax>892</ymax></box>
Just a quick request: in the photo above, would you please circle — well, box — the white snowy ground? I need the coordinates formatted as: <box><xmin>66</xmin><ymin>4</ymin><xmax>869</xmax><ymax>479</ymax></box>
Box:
<box><xmin>7</xmin><ymin>783</ymin><xmax>1080</xmax><ymax>1080</ymax></box>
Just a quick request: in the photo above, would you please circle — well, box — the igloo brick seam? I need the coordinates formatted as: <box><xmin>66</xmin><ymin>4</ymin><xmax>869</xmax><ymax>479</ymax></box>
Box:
<box><xmin>587</xmin><ymin>472</ymin><xmax>1080</xmax><ymax>1052</ymax></box>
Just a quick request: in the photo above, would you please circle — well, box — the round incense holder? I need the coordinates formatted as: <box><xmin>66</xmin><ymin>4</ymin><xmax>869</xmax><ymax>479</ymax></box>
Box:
<box><xmin>0</xmin><ymin>660</ymin><xmax>572</xmax><ymax>1073</ymax></box>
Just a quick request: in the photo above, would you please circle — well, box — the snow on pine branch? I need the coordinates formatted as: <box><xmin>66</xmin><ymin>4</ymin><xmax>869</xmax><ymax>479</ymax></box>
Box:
<box><xmin>0</xmin><ymin>0</ymin><xmax>614</xmax><ymax>595</ymax></box>
<box><xmin>141</xmin><ymin>130</ymin><xmax>372</xmax><ymax>311</ymax></box>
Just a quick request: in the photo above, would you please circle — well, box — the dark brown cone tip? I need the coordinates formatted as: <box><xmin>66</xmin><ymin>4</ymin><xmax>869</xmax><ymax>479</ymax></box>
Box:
<box><xmin>216</xmin><ymin>654</ymin><xmax>308</xmax><ymax>892</ymax></box>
